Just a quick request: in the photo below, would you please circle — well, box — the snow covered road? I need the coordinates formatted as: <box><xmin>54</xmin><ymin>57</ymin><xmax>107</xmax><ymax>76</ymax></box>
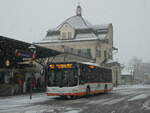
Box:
<box><xmin>0</xmin><ymin>85</ymin><xmax>150</xmax><ymax>113</ymax></box>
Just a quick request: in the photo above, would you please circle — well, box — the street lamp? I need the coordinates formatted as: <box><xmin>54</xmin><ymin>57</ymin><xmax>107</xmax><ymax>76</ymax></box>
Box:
<box><xmin>5</xmin><ymin>59</ymin><xmax>10</xmax><ymax>67</ymax></box>
<box><xmin>28</xmin><ymin>44</ymin><xmax>36</xmax><ymax>99</ymax></box>
<box><xmin>28</xmin><ymin>44</ymin><xmax>36</xmax><ymax>55</ymax></box>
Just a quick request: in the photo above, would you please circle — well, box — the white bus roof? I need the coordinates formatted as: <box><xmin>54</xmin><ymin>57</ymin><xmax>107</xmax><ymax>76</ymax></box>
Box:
<box><xmin>78</xmin><ymin>62</ymin><xmax>111</xmax><ymax>70</ymax></box>
<box><xmin>78</xmin><ymin>62</ymin><xmax>100</xmax><ymax>67</ymax></box>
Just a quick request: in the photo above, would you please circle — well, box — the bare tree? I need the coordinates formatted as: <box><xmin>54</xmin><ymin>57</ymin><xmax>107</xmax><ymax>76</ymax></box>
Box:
<box><xmin>128</xmin><ymin>57</ymin><xmax>143</xmax><ymax>84</ymax></box>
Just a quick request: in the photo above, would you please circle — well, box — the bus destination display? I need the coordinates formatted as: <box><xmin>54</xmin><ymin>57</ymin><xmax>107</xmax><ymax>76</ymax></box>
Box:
<box><xmin>49</xmin><ymin>64</ymin><xmax>73</xmax><ymax>69</ymax></box>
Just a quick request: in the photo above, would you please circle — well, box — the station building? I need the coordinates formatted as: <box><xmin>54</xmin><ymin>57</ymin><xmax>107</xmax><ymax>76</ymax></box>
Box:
<box><xmin>35</xmin><ymin>5</ymin><xmax>121</xmax><ymax>86</ymax></box>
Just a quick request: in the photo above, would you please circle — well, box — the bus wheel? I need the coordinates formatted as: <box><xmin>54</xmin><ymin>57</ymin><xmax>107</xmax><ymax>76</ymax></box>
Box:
<box><xmin>71</xmin><ymin>96</ymin><xmax>77</xmax><ymax>99</ymax></box>
<box><xmin>86</xmin><ymin>86</ymin><xmax>91</xmax><ymax>97</ymax></box>
<box><xmin>60</xmin><ymin>96</ymin><xmax>66</xmax><ymax>99</ymax></box>
<box><xmin>104</xmin><ymin>85</ymin><xmax>108</xmax><ymax>93</ymax></box>
<box><xmin>66</xmin><ymin>95</ymin><xmax>73</xmax><ymax>99</ymax></box>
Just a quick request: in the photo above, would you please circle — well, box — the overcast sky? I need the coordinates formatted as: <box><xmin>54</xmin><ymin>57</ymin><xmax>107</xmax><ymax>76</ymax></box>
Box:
<box><xmin>0</xmin><ymin>0</ymin><xmax>149</xmax><ymax>64</ymax></box>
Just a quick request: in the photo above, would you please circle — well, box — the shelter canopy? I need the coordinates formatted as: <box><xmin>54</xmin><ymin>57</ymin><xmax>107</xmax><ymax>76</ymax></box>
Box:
<box><xmin>0</xmin><ymin>36</ymin><xmax>61</xmax><ymax>68</ymax></box>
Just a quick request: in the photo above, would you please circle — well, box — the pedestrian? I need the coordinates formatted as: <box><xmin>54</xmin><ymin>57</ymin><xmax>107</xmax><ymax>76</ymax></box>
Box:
<box><xmin>37</xmin><ymin>77</ymin><xmax>41</xmax><ymax>89</ymax></box>
<box><xmin>23</xmin><ymin>81</ymin><xmax>26</xmax><ymax>93</ymax></box>
<box><xmin>18</xmin><ymin>79</ymin><xmax>22</xmax><ymax>94</ymax></box>
<box><xmin>27</xmin><ymin>78</ymin><xmax>31</xmax><ymax>92</ymax></box>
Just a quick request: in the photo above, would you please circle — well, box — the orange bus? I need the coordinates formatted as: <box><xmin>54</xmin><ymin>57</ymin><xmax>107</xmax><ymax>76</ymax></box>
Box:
<box><xmin>46</xmin><ymin>62</ymin><xmax>113</xmax><ymax>98</ymax></box>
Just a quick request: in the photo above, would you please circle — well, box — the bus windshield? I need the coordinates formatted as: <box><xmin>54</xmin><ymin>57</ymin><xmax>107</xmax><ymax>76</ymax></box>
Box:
<box><xmin>47</xmin><ymin>68</ymin><xmax>78</xmax><ymax>87</ymax></box>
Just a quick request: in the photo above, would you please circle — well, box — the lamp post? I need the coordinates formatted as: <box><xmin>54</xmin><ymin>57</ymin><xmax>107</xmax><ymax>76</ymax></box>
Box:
<box><xmin>28</xmin><ymin>44</ymin><xmax>36</xmax><ymax>99</ymax></box>
<box><xmin>28</xmin><ymin>45</ymin><xmax>36</xmax><ymax>59</ymax></box>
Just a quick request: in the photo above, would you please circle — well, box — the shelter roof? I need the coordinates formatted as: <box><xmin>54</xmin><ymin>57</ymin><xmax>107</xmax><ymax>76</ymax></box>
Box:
<box><xmin>0</xmin><ymin>36</ymin><xmax>61</xmax><ymax>68</ymax></box>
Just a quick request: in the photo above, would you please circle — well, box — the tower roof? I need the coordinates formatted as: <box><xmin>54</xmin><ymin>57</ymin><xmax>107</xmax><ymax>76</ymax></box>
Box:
<box><xmin>56</xmin><ymin>15</ymin><xmax>92</xmax><ymax>30</ymax></box>
<box><xmin>43</xmin><ymin>5</ymin><xmax>112</xmax><ymax>42</ymax></box>
<box><xmin>76</xmin><ymin>5</ymin><xmax>82</xmax><ymax>16</ymax></box>
<box><xmin>55</xmin><ymin>5</ymin><xmax>92</xmax><ymax>30</ymax></box>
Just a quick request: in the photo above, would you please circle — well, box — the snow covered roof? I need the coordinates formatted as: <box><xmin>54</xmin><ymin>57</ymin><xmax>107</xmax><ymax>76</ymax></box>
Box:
<box><xmin>121</xmin><ymin>68</ymin><xmax>131</xmax><ymax>75</ymax></box>
<box><xmin>43</xmin><ymin>35</ymin><xmax>59</xmax><ymax>41</ymax></box>
<box><xmin>79</xmin><ymin>62</ymin><xmax>100</xmax><ymax>67</ymax></box>
<box><xmin>44</xmin><ymin>29</ymin><xmax>108</xmax><ymax>42</ymax></box>
<box><xmin>56</xmin><ymin>15</ymin><xmax>92</xmax><ymax>30</ymax></box>
<box><xmin>79</xmin><ymin>62</ymin><xmax>112</xmax><ymax>69</ymax></box>
<box><xmin>106</xmin><ymin>59</ymin><xmax>115</xmax><ymax>64</ymax></box>
<box><xmin>92</xmin><ymin>24</ymin><xmax>110</xmax><ymax>30</ymax></box>
<box><xmin>75</xmin><ymin>33</ymin><xmax>97</xmax><ymax>39</ymax></box>
<box><xmin>38</xmin><ymin>37</ymin><xmax>99</xmax><ymax>44</ymax></box>
<box><xmin>105</xmin><ymin>60</ymin><xmax>121</xmax><ymax>68</ymax></box>
<box><xmin>39</xmin><ymin>5</ymin><xmax>112</xmax><ymax>43</ymax></box>
<box><xmin>98</xmin><ymin>34</ymin><xmax>107</xmax><ymax>40</ymax></box>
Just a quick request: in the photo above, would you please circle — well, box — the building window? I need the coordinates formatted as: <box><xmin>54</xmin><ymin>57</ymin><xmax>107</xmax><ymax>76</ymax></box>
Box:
<box><xmin>68</xmin><ymin>32</ymin><xmax>72</xmax><ymax>39</ymax></box>
<box><xmin>62</xmin><ymin>32</ymin><xmax>66</xmax><ymax>39</ymax></box>
<box><xmin>104</xmin><ymin>50</ymin><xmax>107</xmax><ymax>58</ymax></box>
<box><xmin>87</xmin><ymin>49</ymin><xmax>91</xmax><ymax>57</ymax></box>
<box><xmin>76</xmin><ymin>48</ymin><xmax>91</xmax><ymax>58</ymax></box>
<box><xmin>99</xmin><ymin>50</ymin><xmax>101</xmax><ymax>57</ymax></box>
<box><xmin>96</xmin><ymin>49</ymin><xmax>101</xmax><ymax>57</ymax></box>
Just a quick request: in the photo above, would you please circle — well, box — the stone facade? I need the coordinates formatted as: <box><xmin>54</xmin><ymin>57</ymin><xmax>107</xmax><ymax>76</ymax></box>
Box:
<box><xmin>105</xmin><ymin>62</ymin><xmax>122</xmax><ymax>86</ymax></box>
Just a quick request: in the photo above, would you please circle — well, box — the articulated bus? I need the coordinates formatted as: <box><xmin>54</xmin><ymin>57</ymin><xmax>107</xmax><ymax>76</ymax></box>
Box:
<box><xmin>46</xmin><ymin>62</ymin><xmax>113</xmax><ymax>98</ymax></box>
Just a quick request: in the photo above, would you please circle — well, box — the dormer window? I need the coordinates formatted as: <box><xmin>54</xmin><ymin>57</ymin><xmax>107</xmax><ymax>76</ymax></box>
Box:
<box><xmin>59</xmin><ymin>23</ymin><xmax>75</xmax><ymax>40</ymax></box>
<box><xmin>61</xmin><ymin>31</ymin><xmax>72</xmax><ymax>40</ymax></box>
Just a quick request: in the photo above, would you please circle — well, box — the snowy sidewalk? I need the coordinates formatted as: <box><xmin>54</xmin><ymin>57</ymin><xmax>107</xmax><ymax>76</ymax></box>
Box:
<box><xmin>0</xmin><ymin>93</ymin><xmax>55</xmax><ymax>113</ymax></box>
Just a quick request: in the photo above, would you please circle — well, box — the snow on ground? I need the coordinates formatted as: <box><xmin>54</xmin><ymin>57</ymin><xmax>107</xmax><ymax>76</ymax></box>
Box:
<box><xmin>87</xmin><ymin>85</ymin><xmax>150</xmax><ymax>106</ymax></box>
<box><xmin>0</xmin><ymin>93</ymin><xmax>54</xmax><ymax>108</ymax></box>
<box><xmin>113</xmin><ymin>85</ymin><xmax>150</xmax><ymax>96</ymax></box>
<box><xmin>1</xmin><ymin>85</ymin><xmax>150</xmax><ymax>113</ymax></box>
<box><xmin>0</xmin><ymin>93</ymin><xmax>55</xmax><ymax>113</ymax></box>
<box><xmin>128</xmin><ymin>94</ymin><xmax>149</xmax><ymax>101</ymax></box>
<box><xmin>102</xmin><ymin>97</ymin><xmax>125</xmax><ymax>105</ymax></box>
<box><xmin>0</xmin><ymin>93</ymin><xmax>82</xmax><ymax>113</ymax></box>
<box><xmin>65</xmin><ymin>110</ymin><xmax>80</xmax><ymax>113</ymax></box>
<box><xmin>87</xmin><ymin>97</ymin><xmax>125</xmax><ymax>105</ymax></box>
<box><xmin>86</xmin><ymin>98</ymin><xmax>111</xmax><ymax>105</ymax></box>
<box><xmin>114</xmin><ymin>84</ymin><xmax>150</xmax><ymax>90</ymax></box>
<box><xmin>143</xmin><ymin>100</ymin><xmax>150</xmax><ymax>110</ymax></box>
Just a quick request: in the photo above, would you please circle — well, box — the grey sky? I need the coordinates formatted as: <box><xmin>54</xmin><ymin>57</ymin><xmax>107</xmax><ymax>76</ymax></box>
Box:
<box><xmin>0</xmin><ymin>0</ymin><xmax>149</xmax><ymax>64</ymax></box>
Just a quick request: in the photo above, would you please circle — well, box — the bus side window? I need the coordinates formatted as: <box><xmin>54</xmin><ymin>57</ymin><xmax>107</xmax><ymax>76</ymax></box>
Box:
<box><xmin>80</xmin><ymin>67</ymin><xmax>86</xmax><ymax>84</ymax></box>
<box><xmin>101</xmin><ymin>69</ymin><xmax>104</xmax><ymax>82</ymax></box>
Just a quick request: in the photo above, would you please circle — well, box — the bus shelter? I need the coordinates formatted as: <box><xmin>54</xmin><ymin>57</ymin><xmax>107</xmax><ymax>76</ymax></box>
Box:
<box><xmin>0</xmin><ymin>35</ymin><xmax>61</xmax><ymax>96</ymax></box>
